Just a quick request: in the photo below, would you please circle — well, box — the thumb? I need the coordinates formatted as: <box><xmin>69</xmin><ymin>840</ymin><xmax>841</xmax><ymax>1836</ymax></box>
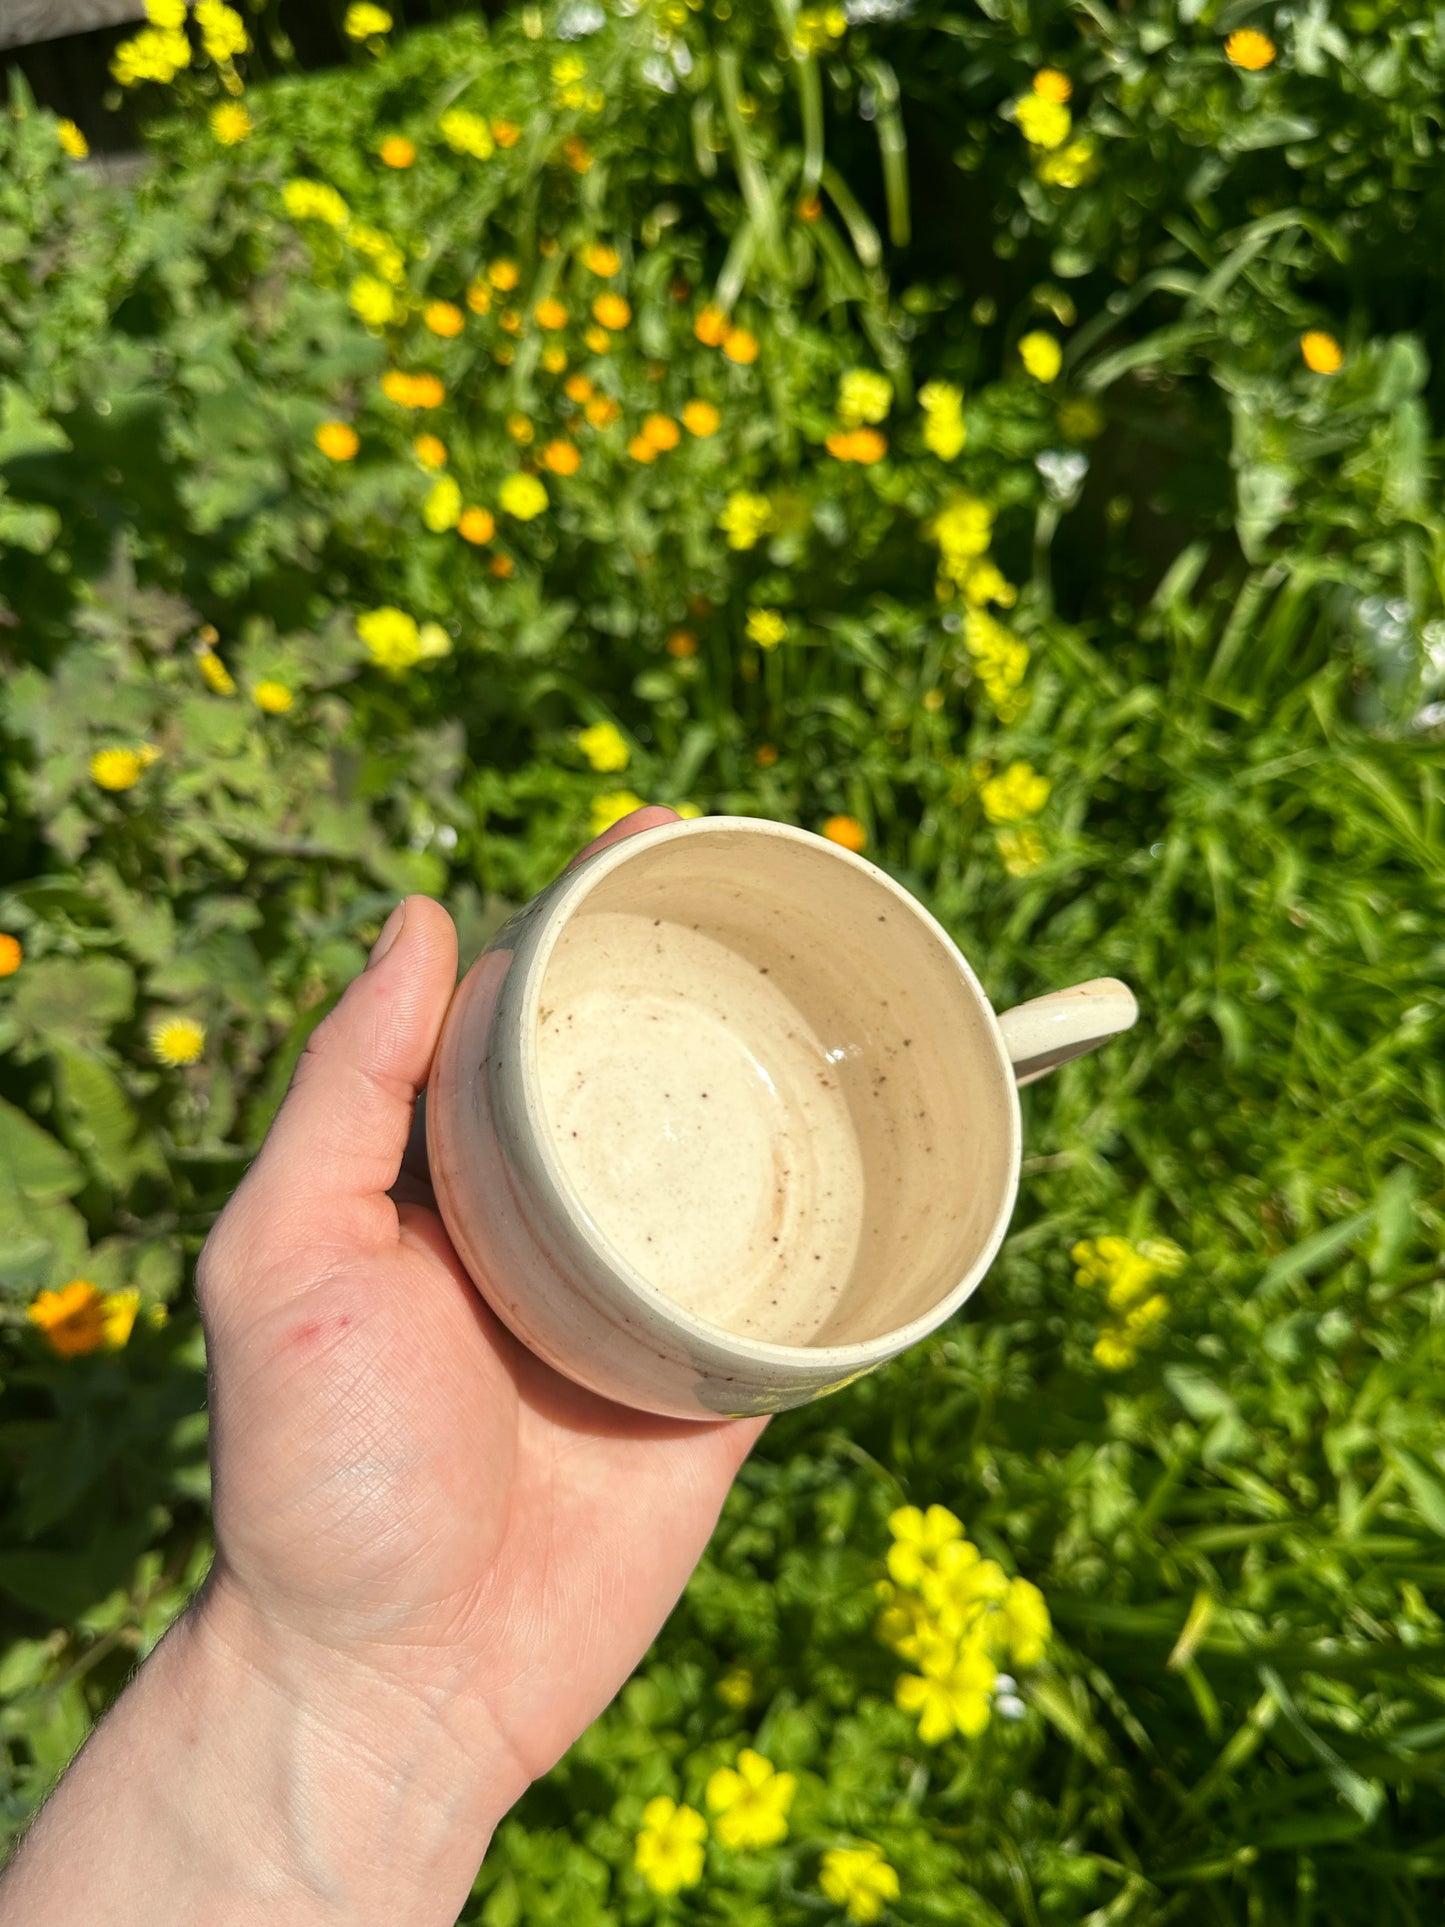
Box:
<box><xmin>223</xmin><ymin>896</ymin><xmax>459</xmax><ymax>1271</ymax></box>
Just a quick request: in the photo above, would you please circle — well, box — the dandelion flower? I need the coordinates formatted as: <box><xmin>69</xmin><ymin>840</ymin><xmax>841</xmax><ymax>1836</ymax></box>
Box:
<box><xmin>826</xmin><ymin>427</ymin><xmax>887</xmax><ymax>464</ymax></box>
<box><xmin>506</xmin><ymin>413</ymin><xmax>534</xmax><ymax>444</ymax></box>
<box><xmin>1033</xmin><ymin>67</ymin><xmax>1072</xmax><ymax>102</ymax></box>
<box><xmin>498</xmin><ymin>473</ymin><xmax>548</xmax><ymax>520</ymax></box>
<box><xmin>628</xmin><ymin>434</ymin><xmax>656</xmax><ymax>463</ymax></box>
<box><xmin>423</xmin><ymin>475</ymin><xmax>463</xmax><ymax>532</ymax></box>
<box><xmin>252</xmin><ymin>681</ymin><xmax>293</xmax><ymax>714</ymax></box>
<box><xmin>439</xmin><ymin>108</ymin><xmax>494</xmax><ymax>158</ymax></box>
<box><xmin>57</xmin><ymin>119</ymin><xmax>90</xmax><ymax>159</ymax></box>
<box><xmin>1019</xmin><ymin>331</ymin><xmax>1063</xmax><ymax>382</ymax></box>
<box><xmin>541</xmin><ymin>344</ymin><xmax>568</xmax><ymax>373</ymax></box>
<box><xmin>823</xmin><ymin>814</ymin><xmax>867</xmax><ymax>853</ymax></box>
<box><xmin>1225</xmin><ymin>28</ymin><xmax>1276</xmax><ymax>69</ymax></box>
<box><xmin>1013</xmin><ymin>95</ymin><xmax>1071</xmax><ymax>149</ymax></box>
<box><xmin>682</xmin><ymin>398</ymin><xmax>720</xmax><ymax>437</ymax></box>
<box><xmin>458</xmin><ymin>507</ymin><xmax>495</xmax><ymax>544</ymax></box>
<box><xmin>583</xmin><ymin>242</ymin><xmax>621</xmax><ymax>276</ymax></box>
<box><xmin>413</xmin><ymin>433</ymin><xmax>446</xmax><ymax>468</ymax></box>
<box><xmin>197</xmin><ymin>649</ymin><xmax>236</xmax><ymax>695</ymax></box>
<box><xmin>424</xmin><ymin>300</ymin><xmax>464</xmax><ymax>337</ymax></box>
<box><xmin>379</xmin><ymin>135</ymin><xmax>415</xmax><ymax>168</ymax></box>
<box><xmin>380</xmin><ymin>370</ymin><xmax>445</xmax><ymax>409</ymax></box>
<box><xmin>210</xmin><ymin>102</ymin><xmax>252</xmax><ymax>145</ymax></box>
<box><xmin>565</xmin><ymin>373</ymin><xmax>595</xmax><ymax>404</ymax></box>
<box><xmin>151</xmin><ymin>1016</ymin><xmax>206</xmax><ymax>1065</ymax></box>
<box><xmin>0</xmin><ymin>934</ymin><xmax>22</xmax><ymax>976</ymax></box>
<box><xmin>1301</xmin><ymin>329</ymin><xmax>1342</xmax><ymax>374</ymax></box>
<box><xmin>357</xmin><ymin>605</ymin><xmax>423</xmax><ymax>674</ymax></box>
<box><xmin>705</xmin><ymin>1749</ymin><xmax>795</xmax><ymax>1850</ymax></box>
<box><xmin>578</xmin><ymin>721</ymin><xmax>630</xmax><ymax>772</ymax></box>
<box><xmin>91</xmin><ymin>748</ymin><xmax>144</xmax><ymax>791</ymax></box>
<box><xmin>282</xmin><ymin>179</ymin><xmax>350</xmax><ymax>228</ymax></box>
<box><xmin>487</xmin><ymin>259</ymin><xmax>521</xmax><ymax>292</ymax></box>
<box><xmin>535</xmin><ymin>296</ymin><xmax>568</xmax><ymax>330</ymax></box>
<box><xmin>722</xmin><ymin>326</ymin><xmax>759</xmax><ymax>365</ymax></box>
<box><xmin>718</xmin><ymin>490</ymin><xmax>773</xmax><ymax>551</ymax></box>
<box><xmin>344</xmin><ymin>3</ymin><xmax>392</xmax><ymax>38</ymax></box>
<box><xmin>746</xmin><ymin>608</ymin><xmax>787</xmax><ymax>650</ymax></box>
<box><xmin>642</xmin><ymin>414</ymin><xmax>680</xmax><ymax>452</ymax></box>
<box><xmin>542</xmin><ymin>439</ymin><xmax>581</xmax><ymax>475</ymax></box>
<box><xmin>695</xmin><ymin>305</ymin><xmax>729</xmax><ymax>346</ymax></box>
<box><xmin>819</xmin><ymin>1845</ymin><xmax>900</xmax><ymax>1925</ymax></box>
<box><xmin>592</xmin><ymin>292</ymin><xmax>631</xmax><ymax>330</ymax></box>
<box><xmin>633</xmin><ymin>1798</ymin><xmax>706</xmax><ymax>1896</ymax></box>
<box><xmin>29</xmin><ymin>1281</ymin><xmax>140</xmax><ymax>1358</ymax></box>
<box><xmin>316</xmin><ymin>421</ymin><xmax>359</xmax><ymax>461</ymax></box>
<box><xmin>465</xmin><ymin>281</ymin><xmax>492</xmax><ymax>314</ymax></box>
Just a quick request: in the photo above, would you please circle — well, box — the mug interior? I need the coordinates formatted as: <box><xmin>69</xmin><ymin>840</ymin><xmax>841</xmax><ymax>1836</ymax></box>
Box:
<box><xmin>527</xmin><ymin>823</ymin><xmax>1016</xmax><ymax>1350</ymax></box>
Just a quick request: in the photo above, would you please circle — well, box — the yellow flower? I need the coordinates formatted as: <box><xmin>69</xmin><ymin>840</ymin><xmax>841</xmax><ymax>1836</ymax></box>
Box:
<box><xmin>0</xmin><ymin>933</ymin><xmax>22</xmax><ymax>977</ymax></box>
<box><xmin>564</xmin><ymin>373</ymin><xmax>594</xmax><ymax>404</ymax></box>
<box><xmin>1225</xmin><ymin>28</ymin><xmax>1276</xmax><ymax>69</ymax></box>
<box><xmin>420</xmin><ymin>299</ymin><xmax>462</xmax><ymax>339</ymax></box>
<box><xmin>919</xmin><ymin>381</ymin><xmax>966</xmax><ymax>459</ymax></box>
<box><xmin>1301</xmin><ymin>329</ymin><xmax>1343</xmax><ymax>374</ymax></box>
<box><xmin>1033</xmin><ymin>67</ymin><xmax>1072</xmax><ymax>103</ymax></box>
<box><xmin>499</xmin><ymin>309</ymin><xmax>522</xmax><ymax>337</ymax></box>
<box><xmin>416</xmin><ymin>622</ymin><xmax>451</xmax><ymax>661</ymax></box>
<box><xmin>487</xmin><ymin>258</ymin><xmax>521</xmax><ymax>292</ymax></box>
<box><xmin>722</xmin><ymin>326</ymin><xmax>759</xmax><ymax>365</ymax></box>
<box><xmin>358</xmin><ymin>605</ymin><xmax>423</xmax><ymax>674</ymax></box>
<box><xmin>695</xmin><ymin>304</ymin><xmax>730</xmax><ymax>346</ymax></box>
<box><xmin>499</xmin><ymin>473</ymin><xmax>548</xmax><ymax>521</ymax></box>
<box><xmin>793</xmin><ymin>4</ymin><xmax>847</xmax><ymax>54</ymax></box>
<box><xmin>111</xmin><ymin>25</ymin><xmax>191</xmax><ymax>86</ymax></box>
<box><xmin>838</xmin><ymin>368</ymin><xmax>893</xmax><ymax>427</ymax></box>
<box><xmin>585</xmin><ymin>393</ymin><xmax>622</xmax><ymax>428</ymax></box>
<box><xmin>583</xmin><ymin>324</ymin><xmax>610</xmax><ymax>355</ymax></box>
<box><xmin>628</xmin><ymin>434</ymin><xmax>657</xmax><ymax>464</ymax></box>
<box><xmin>716</xmin><ymin>1667</ymin><xmax>753</xmax><ymax>1709</ymax></box>
<box><xmin>1093</xmin><ymin>1328</ymin><xmax>1137</xmax><ymax>1371</ymax></box>
<box><xmin>151</xmin><ymin>1016</ymin><xmax>206</xmax><ymax>1065</ymax></box>
<box><xmin>997</xmin><ymin>826</ymin><xmax>1045</xmax><ymax>876</ymax></box>
<box><xmin>380</xmin><ymin>369</ymin><xmax>445</xmax><ymax>409</ymax></box>
<box><xmin>1001</xmin><ymin>1577</ymin><xmax>1050</xmax><ymax>1668</ymax></box>
<box><xmin>979</xmin><ymin>760</ymin><xmax>1050</xmax><ymax>824</ymax></box>
<box><xmin>819</xmin><ymin>1845</ymin><xmax>900</xmax><ymax>1925</ymax></box>
<box><xmin>197</xmin><ymin>649</ymin><xmax>236</xmax><ymax>695</ymax></box>
<box><xmin>506</xmin><ymin>414</ymin><xmax>535</xmax><ymax>445</ymax></box>
<box><xmin>887</xmin><ymin>1503</ymin><xmax>964</xmax><ymax>1588</ymax></box>
<box><xmin>424</xmin><ymin>476</ymin><xmax>463</xmax><ymax>532</ymax></box>
<box><xmin>896</xmin><ymin>1637</ymin><xmax>997</xmax><ymax>1743</ymax></box>
<box><xmin>379</xmin><ymin>134</ymin><xmax>415</xmax><ymax>167</ymax></box>
<box><xmin>705</xmin><ymin>1749</ymin><xmax>795</xmax><ymax>1850</ymax></box>
<box><xmin>826</xmin><ymin>427</ymin><xmax>887</xmax><ymax>464</ymax></box>
<box><xmin>283</xmin><ymin>179</ymin><xmax>350</xmax><ymax>228</ymax></box>
<box><xmin>466</xmin><ymin>280</ymin><xmax>492</xmax><ymax>315</ymax></box>
<box><xmin>1013</xmin><ymin>95</ymin><xmax>1071</xmax><ymax>149</ymax></box>
<box><xmin>145</xmin><ymin>0</ymin><xmax>186</xmax><ymax>26</ymax></box>
<box><xmin>491</xmin><ymin>118</ymin><xmax>521</xmax><ymax>147</ymax></box>
<box><xmin>349</xmin><ymin>276</ymin><xmax>398</xmax><ymax>329</ymax></box>
<box><xmin>542</xmin><ymin>439</ymin><xmax>581</xmax><ymax>475</ymax></box>
<box><xmin>593</xmin><ymin>292</ymin><xmax>632</xmax><ymax>331</ymax></box>
<box><xmin>29</xmin><ymin>1281</ymin><xmax>140</xmax><ymax>1358</ymax></box>
<box><xmin>534</xmin><ymin>296</ymin><xmax>568</xmax><ymax>331</ymax></box>
<box><xmin>541</xmin><ymin>344</ymin><xmax>568</xmax><ymax>373</ymax></box>
<box><xmin>252</xmin><ymin>680</ymin><xmax>293</xmax><ymax>714</ymax></box>
<box><xmin>583</xmin><ymin>241</ymin><xmax>621</xmax><ymax>276</ymax></box>
<box><xmin>344</xmin><ymin>2</ymin><xmax>392</xmax><ymax>38</ymax></box>
<box><xmin>932</xmin><ymin>494</ymin><xmax>994</xmax><ymax>575</ymax></box>
<box><xmin>316</xmin><ymin>418</ymin><xmax>361</xmax><ymax>463</ymax></box>
<box><xmin>90</xmin><ymin>748</ymin><xmax>144</xmax><ymax>792</ymax></box>
<box><xmin>209</xmin><ymin>102</ymin><xmax>253</xmax><ymax>145</ymax></box>
<box><xmin>57</xmin><ymin>119</ymin><xmax>89</xmax><ymax>159</ymax></box>
<box><xmin>633</xmin><ymin>1797</ymin><xmax>706</xmax><ymax>1896</ymax></box>
<box><xmin>642</xmin><ymin>414</ymin><xmax>681</xmax><ymax>452</ymax></box>
<box><xmin>746</xmin><ymin>607</ymin><xmax>787</xmax><ymax>649</ymax></box>
<box><xmin>590</xmin><ymin>790</ymin><xmax>645</xmax><ymax>835</ymax></box>
<box><xmin>578</xmin><ymin>721</ymin><xmax>630</xmax><ymax>772</ymax></box>
<box><xmin>195</xmin><ymin>0</ymin><xmax>249</xmax><ymax>62</ymax></box>
<box><xmin>440</xmin><ymin>108</ymin><xmax>494</xmax><ymax>158</ymax></box>
<box><xmin>718</xmin><ymin>490</ymin><xmax>773</xmax><ymax>551</ymax></box>
<box><xmin>1037</xmin><ymin>137</ymin><xmax>1098</xmax><ymax>189</ymax></box>
<box><xmin>348</xmin><ymin>222</ymin><xmax>406</xmax><ymax>285</ymax></box>
<box><xmin>682</xmin><ymin>398</ymin><xmax>720</xmax><ymax>437</ymax></box>
<box><xmin>823</xmin><ymin>814</ymin><xmax>867</xmax><ymax>853</ymax></box>
<box><xmin>459</xmin><ymin>507</ymin><xmax>495</xmax><ymax>545</ymax></box>
<box><xmin>413</xmin><ymin>433</ymin><xmax>446</xmax><ymax>469</ymax></box>
<box><xmin>1019</xmin><ymin>331</ymin><xmax>1063</xmax><ymax>382</ymax></box>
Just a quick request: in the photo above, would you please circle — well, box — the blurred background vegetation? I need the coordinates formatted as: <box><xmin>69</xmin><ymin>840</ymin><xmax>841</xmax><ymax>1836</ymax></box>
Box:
<box><xmin>1</xmin><ymin>0</ymin><xmax>1443</xmax><ymax>1920</ymax></box>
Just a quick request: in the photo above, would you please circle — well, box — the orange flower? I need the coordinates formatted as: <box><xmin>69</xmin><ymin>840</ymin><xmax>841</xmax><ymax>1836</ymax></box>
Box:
<box><xmin>381</xmin><ymin>370</ymin><xmax>445</xmax><ymax>409</ymax></box>
<box><xmin>413</xmin><ymin>433</ymin><xmax>447</xmax><ymax>468</ymax></box>
<box><xmin>695</xmin><ymin>305</ymin><xmax>729</xmax><ymax>346</ymax></box>
<box><xmin>642</xmin><ymin>414</ymin><xmax>681</xmax><ymax>451</ymax></box>
<box><xmin>666</xmin><ymin>629</ymin><xmax>698</xmax><ymax>658</ymax></box>
<box><xmin>562</xmin><ymin>135</ymin><xmax>593</xmax><ymax>173</ymax></box>
<box><xmin>585</xmin><ymin>393</ymin><xmax>622</xmax><ymax>428</ymax></box>
<box><xmin>424</xmin><ymin>300</ymin><xmax>465</xmax><ymax>338</ymax></box>
<box><xmin>722</xmin><ymin>326</ymin><xmax>759</xmax><ymax>365</ymax></box>
<box><xmin>826</xmin><ymin>426</ymin><xmax>887</xmax><ymax>463</ymax></box>
<box><xmin>490</xmin><ymin>553</ymin><xmax>514</xmax><ymax>578</ymax></box>
<box><xmin>1032</xmin><ymin>69</ymin><xmax>1072</xmax><ymax>103</ymax></box>
<box><xmin>565</xmin><ymin>373</ymin><xmax>595</xmax><ymax>403</ymax></box>
<box><xmin>682</xmin><ymin>398</ymin><xmax>720</xmax><ymax>437</ymax></box>
<box><xmin>27</xmin><ymin>1280</ymin><xmax>138</xmax><ymax>1358</ymax></box>
<box><xmin>459</xmin><ymin>506</ymin><xmax>495</xmax><ymax>544</ymax></box>
<box><xmin>1300</xmin><ymin>329</ymin><xmax>1343</xmax><ymax>374</ymax></box>
<box><xmin>628</xmin><ymin>434</ymin><xmax>658</xmax><ymax>463</ymax></box>
<box><xmin>466</xmin><ymin>281</ymin><xmax>492</xmax><ymax>315</ymax></box>
<box><xmin>584</xmin><ymin>242</ymin><xmax>621</xmax><ymax>276</ymax></box>
<box><xmin>797</xmin><ymin>192</ymin><xmax>822</xmax><ymax>221</ymax></box>
<box><xmin>1225</xmin><ymin>28</ymin><xmax>1276</xmax><ymax>68</ymax></box>
<box><xmin>535</xmin><ymin>296</ymin><xmax>568</xmax><ymax>330</ymax></box>
<box><xmin>0</xmin><ymin>933</ymin><xmax>21</xmax><ymax>976</ymax></box>
<box><xmin>755</xmin><ymin>743</ymin><xmax>779</xmax><ymax>768</ymax></box>
<box><xmin>593</xmin><ymin>292</ymin><xmax>632</xmax><ymax>330</ymax></box>
<box><xmin>542</xmin><ymin>439</ymin><xmax>581</xmax><ymax>475</ymax></box>
<box><xmin>583</xmin><ymin>325</ymin><xmax>610</xmax><ymax>354</ymax></box>
<box><xmin>491</xmin><ymin>118</ymin><xmax>521</xmax><ymax>147</ymax></box>
<box><xmin>315</xmin><ymin>421</ymin><xmax>359</xmax><ymax>461</ymax></box>
<box><xmin>823</xmin><ymin>814</ymin><xmax>867</xmax><ymax>853</ymax></box>
<box><xmin>488</xmin><ymin>259</ymin><xmax>521</xmax><ymax>291</ymax></box>
<box><xmin>379</xmin><ymin>135</ymin><xmax>416</xmax><ymax>167</ymax></box>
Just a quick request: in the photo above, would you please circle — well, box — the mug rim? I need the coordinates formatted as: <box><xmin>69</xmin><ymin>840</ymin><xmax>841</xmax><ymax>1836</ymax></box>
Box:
<box><xmin>509</xmin><ymin>815</ymin><xmax>1022</xmax><ymax>1372</ymax></box>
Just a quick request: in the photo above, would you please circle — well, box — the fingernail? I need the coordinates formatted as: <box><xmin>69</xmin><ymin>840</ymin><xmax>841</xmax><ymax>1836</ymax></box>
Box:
<box><xmin>367</xmin><ymin>900</ymin><xmax>406</xmax><ymax>969</ymax></box>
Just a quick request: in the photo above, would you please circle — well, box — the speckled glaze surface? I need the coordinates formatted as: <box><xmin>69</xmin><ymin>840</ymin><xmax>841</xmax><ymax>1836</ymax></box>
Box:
<box><xmin>426</xmin><ymin>817</ymin><xmax>1137</xmax><ymax>1419</ymax></box>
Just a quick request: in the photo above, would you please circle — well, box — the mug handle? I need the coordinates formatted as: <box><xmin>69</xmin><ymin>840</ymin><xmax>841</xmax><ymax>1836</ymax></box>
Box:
<box><xmin>995</xmin><ymin>977</ymin><xmax>1138</xmax><ymax>1087</ymax></box>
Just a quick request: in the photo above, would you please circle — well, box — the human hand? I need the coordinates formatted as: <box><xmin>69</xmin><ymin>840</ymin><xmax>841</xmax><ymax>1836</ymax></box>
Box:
<box><xmin>0</xmin><ymin>807</ymin><xmax>764</xmax><ymax>1927</ymax></box>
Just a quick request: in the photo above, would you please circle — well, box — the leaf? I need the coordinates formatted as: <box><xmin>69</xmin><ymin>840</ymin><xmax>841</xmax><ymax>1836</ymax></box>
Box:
<box><xmin>1368</xmin><ymin>1166</ymin><xmax>1418</xmax><ymax>1277</ymax></box>
<box><xmin>1256</xmin><ymin>1209</ymin><xmax>1373</xmax><ymax>1302</ymax></box>
<box><xmin>51</xmin><ymin>1042</ymin><xmax>163</xmax><ymax>1190</ymax></box>
<box><xmin>1383</xmin><ymin>1448</ymin><xmax>1445</xmax><ymax>1540</ymax></box>
<box><xmin>0</xmin><ymin>1097</ymin><xmax>85</xmax><ymax>1203</ymax></box>
<box><xmin>9</xmin><ymin>955</ymin><xmax>135</xmax><ymax>1051</ymax></box>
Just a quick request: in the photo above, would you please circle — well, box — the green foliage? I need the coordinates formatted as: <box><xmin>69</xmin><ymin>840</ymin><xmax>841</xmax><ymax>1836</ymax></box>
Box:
<box><xmin>2</xmin><ymin>0</ymin><xmax>1445</xmax><ymax>1918</ymax></box>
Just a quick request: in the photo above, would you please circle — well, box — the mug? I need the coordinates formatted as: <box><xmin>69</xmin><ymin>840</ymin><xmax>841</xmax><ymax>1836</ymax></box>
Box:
<box><xmin>426</xmin><ymin>816</ymin><xmax>1136</xmax><ymax>1419</ymax></box>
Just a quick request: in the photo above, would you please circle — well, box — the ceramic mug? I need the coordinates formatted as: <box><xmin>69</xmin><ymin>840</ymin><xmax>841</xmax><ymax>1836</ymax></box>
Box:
<box><xmin>426</xmin><ymin>816</ymin><xmax>1136</xmax><ymax>1419</ymax></box>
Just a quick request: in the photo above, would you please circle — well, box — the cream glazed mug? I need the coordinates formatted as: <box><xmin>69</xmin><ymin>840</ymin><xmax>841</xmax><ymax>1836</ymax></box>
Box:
<box><xmin>426</xmin><ymin>816</ymin><xmax>1137</xmax><ymax>1420</ymax></box>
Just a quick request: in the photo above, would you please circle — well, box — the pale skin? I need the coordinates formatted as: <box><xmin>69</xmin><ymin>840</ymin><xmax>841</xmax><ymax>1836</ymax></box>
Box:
<box><xmin>0</xmin><ymin>805</ymin><xmax>766</xmax><ymax>1926</ymax></box>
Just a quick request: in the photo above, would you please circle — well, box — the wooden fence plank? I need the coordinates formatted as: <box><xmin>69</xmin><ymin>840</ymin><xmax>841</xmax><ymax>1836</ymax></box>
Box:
<box><xmin>0</xmin><ymin>1</ymin><xmax>147</xmax><ymax>53</ymax></box>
